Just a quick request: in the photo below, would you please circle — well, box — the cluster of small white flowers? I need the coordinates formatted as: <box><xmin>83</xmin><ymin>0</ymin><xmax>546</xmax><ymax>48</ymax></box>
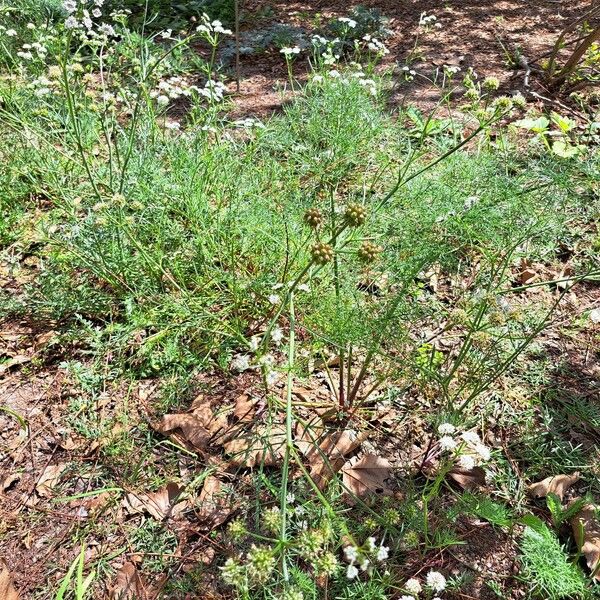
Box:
<box><xmin>15</xmin><ymin>39</ymin><xmax>48</xmax><ymax>62</ymax></box>
<box><xmin>151</xmin><ymin>76</ymin><xmax>226</xmax><ymax>107</ymax></box>
<box><xmin>196</xmin><ymin>13</ymin><xmax>232</xmax><ymax>36</ymax></box>
<box><xmin>63</xmin><ymin>0</ymin><xmax>116</xmax><ymax>38</ymax></box>
<box><xmin>403</xmin><ymin>571</ymin><xmax>446</xmax><ymax>597</ymax></box>
<box><xmin>234</xmin><ymin>117</ymin><xmax>266</xmax><ymax>129</ymax></box>
<box><xmin>311</xmin><ymin>34</ymin><xmax>328</xmax><ymax>46</ymax></box>
<box><xmin>30</xmin><ymin>75</ymin><xmax>58</xmax><ymax>97</ymax></box>
<box><xmin>362</xmin><ymin>34</ymin><xmax>389</xmax><ymax>55</ymax></box>
<box><xmin>0</xmin><ymin>25</ymin><xmax>18</xmax><ymax>37</ymax></box>
<box><xmin>280</xmin><ymin>46</ymin><xmax>301</xmax><ymax>57</ymax></box>
<box><xmin>443</xmin><ymin>64</ymin><xmax>461</xmax><ymax>76</ymax></box>
<box><xmin>426</xmin><ymin>570</ymin><xmax>447</xmax><ymax>592</ymax></box>
<box><xmin>401</xmin><ymin>65</ymin><xmax>417</xmax><ymax>81</ymax></box>
<box><xmin>437</xmin><ymin>423</ymin><xmax>491</xmax><ymax>469</ymax></box>
<box><xmin>338</xmin><ymin>16</ymin><xmax>357</xmax><ymax>29</ymax></box>
<box><xmin>343</xmin><ymin>537</ymin><xmax>389</xmax><ymax>580</ymax></box>
<box><xmin>419</xmin><ymin>12</ymin><xmax>442</xmax><ymax>29</ymax></box>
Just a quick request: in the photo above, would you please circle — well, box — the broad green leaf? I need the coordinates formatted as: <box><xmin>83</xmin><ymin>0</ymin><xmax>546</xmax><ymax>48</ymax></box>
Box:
<box><xmin>551</xmin><ymin>111</ymin><xmax>576</xmax><ymax>133</ymax></box>
<box><xmin>514</xmin><ymin>116</ymin><xmax>550</xmax><ymax>133</ymax></box>
<box><xmin>552</xmin><ymin>140</ymin><xmax>580</xmax><ymax>158</ymax></box>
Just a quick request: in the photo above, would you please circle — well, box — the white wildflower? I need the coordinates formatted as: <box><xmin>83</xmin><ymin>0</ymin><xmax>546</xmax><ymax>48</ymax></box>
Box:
<box><xmin>249</xmin><ymin>336</ymin><xmax>261</xmax><ymax>351</ymax></box>
<box><xmin>439</xmin><ymin>435</ymin><xmax>457</xmax><ymax>452</ymax></box>
<box><xmin>338</xmin><ymin>17</ymin><xmax>357</xmax><ymax>28</ymax></box>
<box><xmin>458</xmin><ymin>454</ymin><xmax>476</xmax><ymax>471</ymax></box>
<box><xmin>474</xmin><ymin>443</ymin><xmax>491</xmax><ymax>462</ymax></box>
<box><xmin>438</xmin><ymin>422</ymin><xmax>456</xmax><ymax>435</ymax></box>
<box><xmin>280</xmin><ymin>46</ymin><xmax>301</xmax><ymax>56</ymax></box>
<box><xmin>405</xmin><ymin>578</ymin><xmax>422</xmax><ymax>594</ymax></box>
<box><xmin>98</xmin><ymin>23</ymin><xmax>115</xmax><ymax>36</ymax></box>
<box><xmin>92</xmin><ymin>7</ymin><xmax>101</xmax><ymax>17</ymax></box>
<box><xmin>268</xmin><ymin>294</ymin><xmax>280</xmax><ymax>305</ymax></box>
<box><xmin>231</xmin><ymin>354</ymin><xmax>252</xmax><ymax>372</ymax></box>
<box><xmin>5</xmin><ymin>29</ymin><xmax>17</xmax><ymax>36</ymax></box>
<box><xmin>26</xmin><ymin>23</ymin><xmax>36</xmax><ymax>30</ymax></box>
<box><xmin>346</xmin><ymin>564</ymin><xmax>359</xmax><ymax>579</ymax></box>
<box><xmin>265</xmin><ymin>370</ymin><xmax>278</xmax><ymax>387</ymax></box>
<box><xmin>271</xmin><ymin>327</ymin><xmax>284</xmax><ymax>344</ymax></box>
<box><xmin>64</xmin><ymin>16</ymin><xmax>79</xmax><ymax>28</ymax></box>
<box><xmin>156</xmin><ymin>94</ymin><xmax>169</xmax><ymax>106</ymax></box>
<box><xmin>400</xmin><ymin>596</ymin><xmax>416</xmax><ymax>600</ymax></box>
<box><xmin>359</xmin><ymin>557</ymin><xmax>370</xmax><ymax>571</ymax></box>
<box><xmin>461</xmin><ymin>431</ymin><xmax>481</xmax><ymax>445</ymax></box>
<box><xmin>286</xmin><ymin>492</ymin><xmax>295</xmax><ymax>504</ymax></box>
<box><xmin>343</xmin><ymin>545</ymin><xmax>358</xmax><ymax>562</ymax></box>
<box><xmin>297</xmin><ymin>283</ymin><xmax>311</xmax><ymax>292</ymax></box>
<box><xmin>366</xmin><ymin>537</ymin><xmax>377</xmax><ymax>551</ymax></box>
<box><xmin>376</xmin><ymin>545</ymin><xmax>389</xmax><ymax>562</ymax></box>
<box><xmin>426</xmin><ymin>570</ymin><xmax>447</xmax><ymax>592</ymax></box>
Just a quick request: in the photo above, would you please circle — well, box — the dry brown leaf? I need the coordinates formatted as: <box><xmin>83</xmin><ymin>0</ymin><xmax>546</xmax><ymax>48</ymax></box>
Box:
<box><xmin>0</xmin><ymin>561</ymin><xmax>20</xmax><ymax>600</ymax></box>
<box><xmin>124</xmin><ymin>483</ymin><xmax>186</xmax><ymax>521</ymax></box>
<box><xmin>196</xmin><ymin>475</ymin><xmax>235</xmax><ymax>531</ymax></box>
<box><xmin>223</xmin><ymin>424</ymin><xmax>286</xmax><ymax>467</ymax></box>
<box><xmin>233</xmin><ymin>394</ymin><xmax>256</xmax><ymax>422</ymax></box>
<box><xmin>529</xmin><ymin>472</ymin><xmax>580</xmax><ymax>501</ymax></box>
<box><xmin>308</xmin><ymin>430</ymin><xmax>368</xmax><ymax>488</ymax></box>
<box><xmin>110</xmin><ymin>562</ymin><xmax>151</xmax><ymax>600</ymax></box>
<box><xmin>342</xmin><ymin>454</ymin><xmax>392</xmax><ymax>498</ymax></box>
<box><xmin>155</xmin><ymin>413</ymin><xmax>211</xmax><ymax>452</ymax></box>
<box><xmin>36</xmin><ymin>463</ymin><xmax>66</xmax><ymax>498</ymax></box>
<box><xmin>572</xmin><ymin>503</ymin><xmax>600</xmax><ymax>580</ymax></box>
<box><xmin>448</xmin><ymin>466</ymin><xmax>487</xmax><ymax>490</ymax></box>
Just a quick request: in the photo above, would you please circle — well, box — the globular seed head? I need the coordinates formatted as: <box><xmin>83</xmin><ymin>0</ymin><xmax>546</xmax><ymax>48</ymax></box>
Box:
<box><xmin>344</xmin><ymin>203</ymin><xmax>367</xmax><ymax>227</ymax></box>
<box><xmin>304</xmin><ymin>207</ymin><xmax>325</xmax><ymax>228</ymax></box>
<box><xmin>357</xmin><ymin>241</ymin><xmax>383</xmax><ymax>263</ymax></box>
<box><xmin>311</xmin><ymin>242</ymin><xmax>334</xmax><ymax>264</ymax></box>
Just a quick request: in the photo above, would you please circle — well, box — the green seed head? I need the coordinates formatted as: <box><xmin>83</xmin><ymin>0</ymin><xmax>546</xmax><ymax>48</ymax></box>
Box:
<box><xmin>344</xmin><ymin>203</ymin><xmax>367</xmax><ymax>227</ymax></box>
<box><xmin>311</xmin><ymin>242</ymin><xmax>334</xmax><ymax>264</ymax></box>
<box><xmin>304</xmin><ymin>207</ymin><xmax>325</xmax><ymax>228</ymax></box>
<box><xmin>357</xmin><ymin>241</ymin><xmax>383</xmax><ymax>263</ymax></box>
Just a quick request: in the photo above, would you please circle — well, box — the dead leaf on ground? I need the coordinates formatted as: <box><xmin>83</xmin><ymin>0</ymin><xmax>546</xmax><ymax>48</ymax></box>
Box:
<box><xmin>529</xmin><ymin>472</ymin><xmax>580</xmax><ymax>501</ymax></box>
<box><xmin>110</xmin><ymin>562</ymin><xmax>152</xmax><ymax>600</ymax></box>
<box><xmin>196</xmin><ymin>475</ymin><xmax>236</xmax><ymax>531</ymax></box>
<box><xmin>155</xmin><ymin>413</ymin><xmax>211</xmax><ymax>452</ymax></box>
<box><xmin>448</xmin><ymin>465</ymin><xmax>487</xmax><ymax>490</ymax></box>
<box><xmin>124</xmin><ymin>483</ymin><xmax>187</xmax><ymax>521</ymax></box>
<box><xmin>342</xmin><ymin>454</ymin><xmax>392</xmax><ymax>499</ymax></box>
<box><xmin>0</xmin><ymin>561</ymin><xmax>20</xmax><ymax>600</ymax></box>
<box><xmin>307</xmin><ymin>430</ymin><xmax>368</xmax><ymax>488</ymax></box>
<box><xmin>572</xmin><ymin>503</ymin><xmax>600</xmax><ymax>580</ymax></box>
<box><xmin>36</xmin><ymin>463</ymin><xmax>66</xmax><ymax>498</ymax></box>
<box><xmin>223</xmin><ymin>424</ymin><xmax>286</xmax><ymax>467</ymax></box>
<box><xmin>233</xmin><ymin>394</ymin><xmax>256</xmax><ymax>422</ymax></box>
<box><xmin>156</xmin><ymin>399</ymin><xmax>228</xmax><ymax>452</ymax></box>
<box><xmin>0</xmin><ymin>355</ymin><xmax>31</xmax><ymax>376</ymax></box>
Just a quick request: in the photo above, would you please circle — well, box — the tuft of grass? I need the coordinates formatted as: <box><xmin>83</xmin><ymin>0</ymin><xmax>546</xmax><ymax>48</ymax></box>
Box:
<box><xmin>519</xmin><ymin>521</ymin><xmax>587</xmax><ymax>599</ymax></box>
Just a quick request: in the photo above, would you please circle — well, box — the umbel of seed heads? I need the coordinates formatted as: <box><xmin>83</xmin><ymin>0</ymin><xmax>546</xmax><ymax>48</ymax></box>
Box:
<box><xmin>344</xmin><ymin>203</ymin><xmax>367</xmax><ymax>227</ymax></box>
<box><xmin>358</xmin><ymin>241</ymin><xmax>383</xmax><ymax>263</ymax></box>
<box><xmin>311</xmin><ymin>242</ymin><xmax>334</xmax><ymax>264</ymax></box>
<box><xmin>304</xmin><ymin>207</ymin><xmax>325</xmax><ymax>229</ymax></box>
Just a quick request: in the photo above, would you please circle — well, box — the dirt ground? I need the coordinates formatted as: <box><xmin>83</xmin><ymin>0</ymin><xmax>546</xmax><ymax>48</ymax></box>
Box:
<box><xmin>230</xmin><ymin>0</ymin><xmax>593</xmax><ymax>116</ymax></box>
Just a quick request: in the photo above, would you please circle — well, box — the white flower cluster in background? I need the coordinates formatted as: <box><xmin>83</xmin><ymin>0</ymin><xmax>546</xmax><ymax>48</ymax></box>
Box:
<box><xmin>437</xmin><ymin>422</ymin><xmax>492</xmax><ymax>470</ymax></box>
<box><xmin>362</xmin><ymin>34</ymin><xmax>389</xmax><ymax>56</ymax></box>
<box><xmin>150</xmin><ymin>76</ymin><xmax>226</xmax><ymax>108</ymax></box>
<box><xmin>401</xmin><ymin>570</ymin><xmax>447</xmax><ymax>599</ymax></box>
<box><xmin>343</xmin><ymin>537</ymin><xmax>389</xmax><ymax>580</ymax></box>
<box><xmin>63</xmin><ymin>0</ymin><xmax>117</xmax><ymax>38</ymax></box>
